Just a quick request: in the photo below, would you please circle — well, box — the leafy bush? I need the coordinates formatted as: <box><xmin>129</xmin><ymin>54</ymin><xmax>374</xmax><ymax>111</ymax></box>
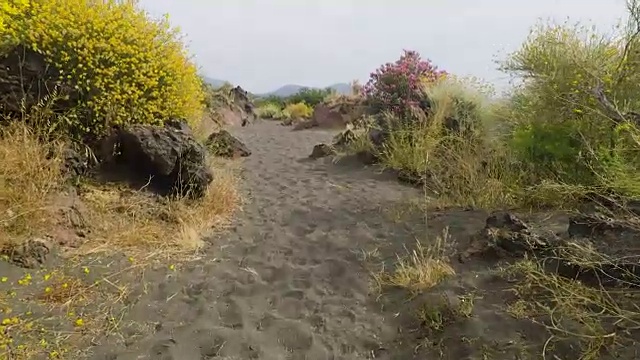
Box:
<box><xmin>283</xmin><ymin>102</ymin><xmax>313</xmax><ymax>119</ymax></box>
<box><xmin>377</xmin><ymin>76</ymin><xmax>514</xmax><ymax>207</ymax></box>
<box><xmin>501</xmin><ymin>20</ymin><xmax>640</xmax><ymax>197</ymax></box>
<box><xmin>255</xmin><ymin>95</ymin><xmax>285</xmax><ymax>108</ymax></box>
<box><xmin>0</xmin><ymin>0</ymin><xmax>204</xmax><ymax>136</ymax></box>
<box><xmin>256</xmin><ymin>103</ymin><xmax>284</xmax><ymax>119</ymax></box>
<box><xmin>286</xmin><ymin>88</ymin><xmax>334</xmax><ymax>107</ymax></box>
<box><xmin>255</xmin><ymin>88</ymin><xmax>332</xmax><ymax>109</ymax></box>
<box><xmin>363</xmin><ymin>50</ymin><xmax>446</xmax><ymax>117</ymax></box>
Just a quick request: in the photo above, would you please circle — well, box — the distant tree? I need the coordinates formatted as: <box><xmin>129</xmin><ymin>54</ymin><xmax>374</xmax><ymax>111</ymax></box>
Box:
<box><xmin>254</xmin><ymin>95</ymin><xmax>285</xmax><ymax>108</ymax></box>
<box><xmin>286</xmin><ymin>87</ymin><xmax>332</xmax><ymax>107</ymax></box>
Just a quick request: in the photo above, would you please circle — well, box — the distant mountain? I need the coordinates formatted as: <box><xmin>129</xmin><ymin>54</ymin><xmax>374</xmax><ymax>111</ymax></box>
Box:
<box><xmin>260</xmin><ymin>82</ymin><xmax>352</xmax><ymax>97</ymax></box>
<box><xmin>202</xmin><ymin>77</ymin><xmax>353</xmax><ymax>97</ymax></box>
<box><xmin>263</xmin><ymin>84</ymin><xmax>306</xmax><ymax>97</ymax></box>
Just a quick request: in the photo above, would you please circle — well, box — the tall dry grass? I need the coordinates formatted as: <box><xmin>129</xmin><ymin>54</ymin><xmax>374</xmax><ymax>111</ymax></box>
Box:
<box><xmin>0</xmin><ymin>116</ymin><xmax>240</xmax><ymax>260</ymax></box>
<box><xmin>0</xmin><ymin>122</ymin><xmax>65</xmax><ymax>251</ymax></box>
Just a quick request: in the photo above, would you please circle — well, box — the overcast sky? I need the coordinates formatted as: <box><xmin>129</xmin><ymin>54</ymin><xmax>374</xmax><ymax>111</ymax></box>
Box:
<box><xmin>138</xmin><ymin>0</ymin><xmax>628</xmax><ymax>94</ymax></box>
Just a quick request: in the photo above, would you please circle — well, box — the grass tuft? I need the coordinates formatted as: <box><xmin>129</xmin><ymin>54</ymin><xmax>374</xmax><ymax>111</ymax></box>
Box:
<box><xmin>372</xmin><ymin>228</ymin><xmax>455</xmax><ymax>295</ymax></box>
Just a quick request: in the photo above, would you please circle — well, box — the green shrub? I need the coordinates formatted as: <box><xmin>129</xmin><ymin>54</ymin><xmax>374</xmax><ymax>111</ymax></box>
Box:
<box><xmin>255</xmin><ymin>95</ymin><xmax>285</xmax><ymax>108</ymax></box>
<box><xmin>283</xmin><ymin>102</ymin><xmax>313</xmax><ymax>119</ymax></box>
<box><xmin>0</xmin><ymin>0</ymin><xmax>204</xmax><ymax>137</ymax></box>
<box><xmin>376</xmin><ymin>76</ymin><xmax>515</xmax><ymax>208</ymax></box>
<box><xmin>501</xmin><ymin>20</ymin><xmax>640</xmax><ymax>197</ymax></box>
<box><xmin>286</xmin><ymin>88</ymin><xmax>333</xmax><ymax>107</ymax></box>
<box><xmin>256</xmin><ymin>103</ymin><xmax>284</xmax><ymax>119</ymax></box>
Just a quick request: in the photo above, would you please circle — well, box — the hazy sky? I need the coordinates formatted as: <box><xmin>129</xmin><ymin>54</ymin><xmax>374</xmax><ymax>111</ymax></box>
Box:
<box><xmin>138</xmin><ymin>0</ymin><xmax>628</xmax><ymax>94</ymax></box>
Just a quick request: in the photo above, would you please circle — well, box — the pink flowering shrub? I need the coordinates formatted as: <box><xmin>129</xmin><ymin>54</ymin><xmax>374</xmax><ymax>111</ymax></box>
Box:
<box><xmin>363</xmin><ymin>50</ymin><xmax>446</xmax><ymax>116</ymax></box>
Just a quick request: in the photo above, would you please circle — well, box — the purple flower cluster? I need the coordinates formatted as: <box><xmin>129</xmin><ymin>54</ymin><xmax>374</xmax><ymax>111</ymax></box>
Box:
<box><xmin>363</xmin><ymin>50</ymin><xmax>446</xmax><ymax>116</ymax></box>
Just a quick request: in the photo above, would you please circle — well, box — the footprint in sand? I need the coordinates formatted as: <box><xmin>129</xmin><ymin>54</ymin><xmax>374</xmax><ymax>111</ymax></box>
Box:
<box><xmin>90</xmin><ymin>121</ymin><xmax>424</xmax><ymax>360</ymax></box>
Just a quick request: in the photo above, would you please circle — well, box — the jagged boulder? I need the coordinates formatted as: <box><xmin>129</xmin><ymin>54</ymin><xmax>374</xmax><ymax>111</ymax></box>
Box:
<box><xmin>462</xmin><ymin>211</ymin><xmax>640</xmax><ymax>287</ymax></box>
<box><xmin>2</xmin><ymin>237</ymin><xmax>52</xmax><ymax>269</ymax></box>
<box><xmin>116</xmin><ymin>119</ymin><xmax>213</xmax><ymax>199</ymax></box>
<box><xmin>61</xmin><ymin>144</ymin><xmax>95</xmax><ymax>177</ymax></box>
<box><xmin>228</xmin><ymin>86</ymin><xmax>256</xmax><ymax>127</ymax></box>
<box><xmin>205</xmin><ymin>130</ymin><xmax>251</xmax><ymax>158</ymax></box>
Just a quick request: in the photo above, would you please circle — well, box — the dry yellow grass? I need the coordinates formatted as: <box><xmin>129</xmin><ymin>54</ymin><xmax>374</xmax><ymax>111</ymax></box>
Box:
<box><xmin>372</xmin><ymin>228</ymin><xmax>455</xmax><ymax>295</ymax></box>
<box><xmin>0</xmin><ymin>122</ymin><xmax>65</xmax><ymax>251</ymax></box>
<box><xmin>75</xmin><ymin>157</ymin><xmax>240</xmax><ymax>258</ymax></box>
<box><xmin>0</xmin><ymin>120</ymin><xmax>240</xmax><ymax>260</ymax></box>
<box><xmin>503</xmin><ymin>242</ymin><xmax>640</xmax><ymax>360</ymax></box>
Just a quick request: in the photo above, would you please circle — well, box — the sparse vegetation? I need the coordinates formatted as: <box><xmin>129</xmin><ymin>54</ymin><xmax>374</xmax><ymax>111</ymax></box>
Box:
<box><xmin>371</xmin><ymin>229</ymin><xmax>454</xmax><ymax>295</ymax></box>
<box><xmin>254</xmin><ymin>87</ymin><xmax>336</xmax><ymax>123</ymax></box>
<box><xmin>4</xmin><ymin>0</ymin><xmax>640</xmax><ymax>359</ymax></box>
<box><xmin>356</xmin><ymin>2</ymin><xmax>640</xmax><ymax>359</ymax></box>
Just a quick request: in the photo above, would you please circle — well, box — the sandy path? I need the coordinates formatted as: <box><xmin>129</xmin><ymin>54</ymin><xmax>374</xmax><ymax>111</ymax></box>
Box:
<box><xmin>97</xmin><ymin>121</ymin><xmax>424</xmax><ymax>360</ymax></box>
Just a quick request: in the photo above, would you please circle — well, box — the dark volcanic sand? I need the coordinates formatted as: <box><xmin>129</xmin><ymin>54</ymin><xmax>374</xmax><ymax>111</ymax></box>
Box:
<box><xmin>91</xmin><ymin>121</ymin><xmax>448</xmax><ymax>360</ymax></box>
<box><xmin>3</xmin><ymin>121</ymin><xmax>634</xmax><ymax>359</ymax></box>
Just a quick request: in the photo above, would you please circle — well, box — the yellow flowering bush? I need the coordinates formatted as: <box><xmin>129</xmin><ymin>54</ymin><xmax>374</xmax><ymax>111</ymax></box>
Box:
<box><xmin>283</xmin><ymin>102</ymin><xmax>313</xmax><ymax>119</ymax></box>
<box><xmin>0</xmin><ymin>0</ymin><xmax>204</xmax><ymax>136</ymax></box>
